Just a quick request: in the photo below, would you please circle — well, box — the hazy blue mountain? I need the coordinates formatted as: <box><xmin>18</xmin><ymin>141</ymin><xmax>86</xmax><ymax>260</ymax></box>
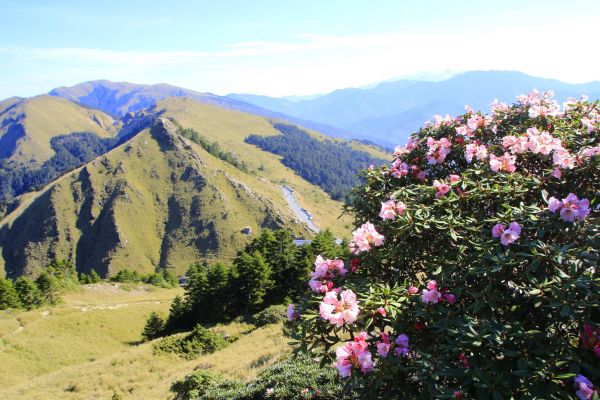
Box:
<box><xmin>228</xmin><ymin>71</ymin><xmax>600</xmax><ymax>147</ymax></box>
<box><xmin>49</xmin><ymin>80</ymin><xmax>355</xmax><ymax>140</ymax></box>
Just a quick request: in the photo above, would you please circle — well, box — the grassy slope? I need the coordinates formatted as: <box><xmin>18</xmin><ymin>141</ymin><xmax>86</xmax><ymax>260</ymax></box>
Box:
<box><xmin>0</xmin><ymin>95</ymin><xmax>119</xmax><ymax>166</ymax></box>
<box><xmin>0</xmin><ymin>115</ymin><xmax>319</xmax><ymax>277</ymax></box>
<box><xmin>0</xmin><ymin>284</ymin><xmax>291</xmax><ymax>400</ymax></box>
<box><xmin>157</xmin><ymin>97</ymin><xmax>354</xmax><ymax>236</ymax></box>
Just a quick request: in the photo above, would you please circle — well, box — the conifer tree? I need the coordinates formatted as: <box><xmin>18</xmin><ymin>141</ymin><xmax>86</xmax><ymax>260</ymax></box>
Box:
<box><xmin>14</xmin><ymin>277</ymin><xmax>43</xmax><ymax>310</ymax></box>
<box><xmin>0</xmin><ymin>278</ymin><xmax>21</xmax><ymax>309</ymax></box>
<box><xmin>142</xmin><ymin>312</ymin><xmax>165</xmax><ymax>341</ymax></box>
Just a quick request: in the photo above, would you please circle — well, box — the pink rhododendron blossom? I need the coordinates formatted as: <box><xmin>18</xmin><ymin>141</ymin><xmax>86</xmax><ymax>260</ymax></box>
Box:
<box><xmin>491</xmin><ymin>224</ymin><xmax>505</xmax><ymax>238</ymax></box>
<box><xmin>490</xmin><ymin>99</ymin><xmax>509</xmax><ymax>115</ymax></box>
<box><xmin>350</xmin><ymin>258</ymin><xmax>360</xmax><ymax>273</ymax></box>
<box><xmin>265</xmin><ymin>388</ymin><xmax>274</xmax><ymax>396</ymax></box>
<box><xmin>489</xmin><ymin>152</ymin><xmax>517</xmax><ymax>173</ymax></box>
<box><xmin>581</xmin><ymin>117</ymin><xmax>597</xmax><ymax>133</ymax></box>
<box><xmin>390</xmin><ymin>160</ymin><xmax>410</xmax><ymax>178</ymax></box>
<box><xmin>376</xmin><ymin>332</ymin><xmax>391</xmax><ymax>357</ymax></box>
<box><xmin>375</xmin><ymin>307</ymin><xmax>386</xmax><ymax>317</ymax></box>
<box><xmin>287</xmin><ymin>304</ymin><xmax>297</xmax><ymax>321</ymax></box>
<box><xmin>395</xmin><ymin>334</ymin><xmax>410</xmax><ymax>356</ymax></box>
<box><xmin>467</xmin><ymin>114</ymin><xmax>486</xmax><ymax>131</ymax></box>
<box><xmin>433</xmin><ymin>180</ymin><xmax>450</xmax><ymax>198</ymax></box>
<box><xmin>408</xmin><ymin>286</ymin><xmax>419</xmax><ymax>295</ymax></box>
<box><xmin>453</xmin><ymin>390</ymin><xmax>464</xmax><ymax>398</ymax></box>
<box><xmin>422</xmin><ymin>281</ymin><xmax>441</xmax><ymax>304</ymax></box>
<box><xmin>580</xmin><ymin>146</ymin><xmax>600</xmax><ymax>158</ymax></box>
<box><xmin>379</xmin><ymin>200</ymin><xmax>406</xmax><ymax>220</ymax></box>
<box><xmin>309</xmin><ymin>278</ymin><xmax>333</xmax><ymax>293</ymax></box>
<box><xmin>548</xmin><ymin>193</ymin><xmax>590</xmax><ymax>222</ymax></box>
<box><xmin>455</xmin><ymin>125</ymin><xmax>473</xmax><ymax>137</ymax></box>
<box><xmin>449</xmin><ymin>174</ymin><xmax>461</xmax><ymax>183</ymax></box>
<box><xmin>551</xmin><ymin>168</ymin><xmax>562</xmax><ymax>179</ymax></box>
<box><xmin>574</xmin><ymin>375</ymin><xmax>596</xmax><ymax>400</ymax></box>
<box><xmin>426</xmin><ymin>137</ymin><xmax>452</xmax><ymax>164</ymax></box>
<box><xmin>416</xmin><ymin>171</ymin><xmax>427</xmax><ymax>181</ymax></box>
<box><xmin>351</xmin><ymin>222</ymin><xmax>385</xmax><ymax>253</ymax></box>
<box><xmin>500</xmin><ymin>222</ymin><xmax>521</xmax><ymax>246</ymax></box>
<box><xmin>336</xmin><ymin>332</ymin><xmax>373</xmax><ymax>377</ymax></box>
<box><xmin>465</xmin><ymin>143</ymin><xmax>488</xmax><ymax>163</ymax></box>
<box><xmin>320</xmin><ymin>289</ymin><xmax>359</xmax><ymax>327</ymax></box>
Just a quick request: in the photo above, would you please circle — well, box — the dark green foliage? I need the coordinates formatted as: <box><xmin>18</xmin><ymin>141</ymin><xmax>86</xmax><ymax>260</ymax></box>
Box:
<box><xmin>142</xmin><ymin>312</ymin><xmax>166</xmax><ymax>341</ymax></box>
<box><xmin>231</xmin><ymin>251</ymin><xmax>273</xmax><ymax>313</ymax></box>
<box><xmin>0</xmin><ymin>277</ymin><xmax>21</xmax><ymax>309</ymax></box>
<box><xmin>251</xmin><ymin>304</ymin><xmax>287</xmax><ymax>327</ymax></box>
<box><xmin>153</xmin><ymin>324</ymin><xmax>228</xmax><ymax>360</ymax></box>
<box><xmin>180</xmin><ymin>128</ymin><xmax>250</xmax><ymax>172</ymax></box>
<box><xmin>87</xmin><ymin>269</ymin><xmax>102</xmax><ymax>284</ymax></box>
<box><xmin>110</xmin><ymin>269</ymin><xmax>142</xmax><ymax>283</ymax></box>
<box><xmin>35</xmin><ymin>272</ymin><xmax>61</xmax><ymax>305</ymax></box>
<box><xmin>245</xmin><ymin>123</ymin><xmax>386</xmax><ymax>200</ymax></box>
<box><xmin>170</xmin><ymin>353</ymin><xmax>354</xmax><ymax>399</ymax></box>
<box><xmin>162</xmin><ymin>229</ymin><xmax>345</xmax><ymax>334</ymax></box>
<box><xmin>14</xmin><ymin>277</ymin><xmax>43</xmax><ymax>310</ymax></box>
<box><xmin>0</xmin><ymin>132</ymin><xmax>119</xmax><ymax>204</ymax></box>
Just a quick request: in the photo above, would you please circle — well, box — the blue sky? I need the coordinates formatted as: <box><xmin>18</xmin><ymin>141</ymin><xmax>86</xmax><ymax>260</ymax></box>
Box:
<box><xmin>1</xmin><ymin>0</ymin><xmax>599</xmax><ymax>98</ymax></box>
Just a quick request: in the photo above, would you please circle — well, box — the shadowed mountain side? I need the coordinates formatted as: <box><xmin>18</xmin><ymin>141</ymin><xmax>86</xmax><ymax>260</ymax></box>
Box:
<box><xmin>0</xmin><ymin>118</ymin><xmax>310</xmax><ymax>278</ymax></box>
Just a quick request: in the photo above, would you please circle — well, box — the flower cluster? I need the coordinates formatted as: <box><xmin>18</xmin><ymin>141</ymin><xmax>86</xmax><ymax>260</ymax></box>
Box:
<box><xmin>426</xmin><ymin>137</ymin><xmax>452</xmax><ymax>164</ymax></box>
<box><xmin>379</xmin><ymin>199</ymin><xmax>407</xmax><ymax>219</ymax></box>
<box><xmin>491</xmin><ymin>221</ymin><xmax>521</xmax><ymax>246</ymax></box>
<box><xmin>319</xmin><ymin>289</ymin><xmax>359</xmax><ymax>327</ymax></box>
<box><xmin>548</xmin><ymin>193</ymin><xmax>590</xmax><ymax>222</ymax></box>
<box><xmin>350</xmin><ymin>222</ymin><xmax>385</xmax><ymax>253</ymax></box>
<box><xmin>418</xmin><ymin>280</ymin><xmax>456</xmax><ymax>305</ymax></box>
<box><xmin>335</xmin><ymin>332</ymin><xmax>373</xmax><ymax>377</ymax></box>
<box><xmin>309</xmin><ymin>255</ymin><xmax>347</xmax><ymax>293</ymax></box>
<box><xmin>375</xmin><ymin>332</ymin><xmax>410</xmax><ymax>357</ymax></box>
<box><xmin>464</xmin><ymin>143</ymin><xmax>488</xmax><ymax>163</ymax></box>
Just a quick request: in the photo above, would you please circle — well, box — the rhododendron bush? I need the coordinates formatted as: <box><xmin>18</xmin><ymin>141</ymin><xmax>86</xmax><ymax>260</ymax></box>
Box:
<box><xmin>289</xmin><ymin>91</ymin><xmax>599</xmax><ymax>399</ymax></box>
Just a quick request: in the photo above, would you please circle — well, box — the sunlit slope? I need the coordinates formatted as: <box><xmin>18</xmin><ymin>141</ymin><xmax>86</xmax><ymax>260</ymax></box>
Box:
<box><xmin>0</xmin><ymin>117</ymin><xmax>314</xmax><ymax>277</ymax></box>
<box><xmin>156</xmin><ymin>97</ymin><xmax>355</xmax><ymax>234</ymax></box>
<box><xmin>0</xmin><ymin>95</ymin><xmax>119</xmax><ymax>166</ymax></box>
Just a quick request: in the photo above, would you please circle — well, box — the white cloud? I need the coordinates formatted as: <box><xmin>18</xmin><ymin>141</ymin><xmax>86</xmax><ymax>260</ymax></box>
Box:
<box><xmin>1</xmin><ymin>16</ymin><xmax>600</xmax><ymax>99</ymax></box>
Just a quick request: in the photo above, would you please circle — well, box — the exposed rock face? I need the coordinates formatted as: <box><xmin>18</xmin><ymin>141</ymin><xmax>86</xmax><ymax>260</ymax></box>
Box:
<box><xmin>0</xmin><ymin>118</ymin><xmax>303</xmax><ymax>278</ymax></box>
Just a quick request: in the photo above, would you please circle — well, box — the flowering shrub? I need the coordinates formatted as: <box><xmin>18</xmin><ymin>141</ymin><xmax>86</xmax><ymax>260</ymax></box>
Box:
<box><xmin>290</xmin><ymin>91</ymin><xmax>599</xmax><ymax>399</ymax></box>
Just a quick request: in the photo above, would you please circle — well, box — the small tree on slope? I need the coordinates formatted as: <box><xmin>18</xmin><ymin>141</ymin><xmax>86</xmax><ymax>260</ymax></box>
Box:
<box><xmin>289</xmin><ymin>91</ymin><xmax>599</xmax><ymax>399</ymax></box>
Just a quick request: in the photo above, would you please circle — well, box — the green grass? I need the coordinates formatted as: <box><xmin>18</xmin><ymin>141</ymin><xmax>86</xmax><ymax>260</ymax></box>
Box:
<box><xmin>0</xmin><ymin>95</ymin><xmax>119</xmax><ymax>166</ymax></box>
<box><xmin>0</xmin><ymin>283</ymin><xmax>291</xmax><ymax>400</ymax></box>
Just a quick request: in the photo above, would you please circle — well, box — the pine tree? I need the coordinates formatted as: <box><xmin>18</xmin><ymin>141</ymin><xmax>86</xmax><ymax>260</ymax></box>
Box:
<box><xmin>232</xmin><ymin>251</ymin><xmax>273</xmax><ymax>314</ymax></box>
<box><xmin>0</xmin><ymin>278</ymin><xmax>21</xmax><ymax>309</ymax></box>
<box><xmin>165</xmin><ymin>295</ymin><xmax>189</xmax><ymax>333</ymax></box>
<box><xmin>35</xmin><ymin>272</ymin><xmax>61</xmax><ymax>305</ymax></box>
<box><xmin>14</xmin><ymin>277</ymin><xmax>43</xmax><ymax>310</ymax></box>
<box><xmin>142</xmin><ymin>312</ymin><xmax>165</xmax><ymax>341</ymax></box>
<box><xmin>88</xmin><ymin>269</ymin><xmax>101</xmax><ymax>283</ymax></box>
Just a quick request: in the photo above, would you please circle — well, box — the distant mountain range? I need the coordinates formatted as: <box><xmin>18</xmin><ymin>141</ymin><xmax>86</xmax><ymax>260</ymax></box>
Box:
<box><xmin>229</xmin><ymin>71</ymin><xmax>600</xmax><ymax>147</ymax></box>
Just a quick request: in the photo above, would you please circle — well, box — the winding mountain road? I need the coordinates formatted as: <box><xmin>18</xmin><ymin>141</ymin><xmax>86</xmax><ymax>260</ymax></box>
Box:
<box><xmin>281</xmin><ymin>186</ymin><xmax>320</xmax><ymax>233</ymax></box>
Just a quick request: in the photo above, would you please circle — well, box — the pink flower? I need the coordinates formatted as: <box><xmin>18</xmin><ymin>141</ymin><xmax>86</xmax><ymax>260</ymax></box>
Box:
<box><xmin>448</xmin><ymin>174</ymin><xmax>461</xmax><ymax>183</ymax></box>
<box><xmin>426</xmin><ymin>137</ymin><xmax>452</xmax><ymax>164</ymax></box>
<box><xmin>582</xmin><ymin>323</ymin><xmax>600</xmax><ymax>357</ymax></box>
<box><xmin>548</xmin><ymin>196</ymin><xmax>562</xmax><ymax>213</ymax></box>
<box><xmin>549</xmin><ymin>193</ymin><xmax>591</xmax><ymax>222</ymax></box>
<box><xmin>467</xmin><ymin>114</ymin><xmax>485</xmax><ymax>131</ymax></box>
<box><xmin>379</xmin><ymin>200</ymin><xmax>407</xmax><ymax>220</ymax></box>
<box><xmin>465</xmin><ymin>143</ymin><xmax>488</xmax><ymax>163</ymax></box>
<box><xmin>391</xmin><ymin>160</ymin><xmax>410</xmax><ymax>178</ymax></box>
<box><xmin>417</xmin><ymin>171</ymin><xmax>427</xmax><ymax>181</ymax></box>
<box><xmin>500</xmin><ymin>221</ymin><xmax>521</xmax><ymax>246</ymax></box>
<box><xmin>489</xmin><ymin>152</ymin><xmax>516</xmax><ymax>173</ymax></box>
<box><xmin>491</xmin><ymin>223</ymin><xmax>505</xmax><ymax>238</ymax></box>
<box><xmin>287</xmin><ymin>304</ymin><xmax>297</xmax><ymax>321</ymax></box>
<box><xmin>309</xmin><ymin>278</ymin><xmax>333</xmax><ymax>293</ymax></box>
<box><xmin>394</xmin><ymin>334</ymin><xmax>410</xmax><ymax>356</ymax></box>
<box><xmin>455</xmin><ymin>125</ymin><xmax>473</xmax><ymax>137</ymax></box>
<box><xmin>375</xmin><ymin>307</ymin><xmax>387</xmax><ymax>317</ymax></box>
<box><xmin>453</xmin><ymin>390</ymin><xmax>464</xmax><ymax>398</ymax></box>
<box><xmin>320</xmin><ymin>289</ymin><xmax>359</xmax><ymax>327</ymax></box>
<box><xmin>426</xmin><ymin>280</ymin><xmax>438</xmax><ymax>290</ymax></box>
<box><xmin>407</xmin><ymin>286</ymin><xmax>419</xmax><ymax>295</ymax></box>
<box><xmin>336</xmin><ymin>333</ymin><xmax>373</xmax><ymax>377</ymax></box>
<box><xmin>265</xmin><ymin>388</ymin><xmax>274</xmax><ymax>396</ymax></box>
<box><xmin>351</xmin><ymin>222</ymin><xmax>385</xmax><ymax>253</ymax></box>
<box><xmin>422</xmin><ymin>288</ymin><xmax>441</xmax><ymax>304</ymax></box>
<box><xmin>376</xmin><ymin>332</ymin><xmax>391</xmax><ymax>357</ymax></box>
<box><xmin>551</xmin><ymin>168</ymin><xmax>562</xmax><ymax>179</ymax></box>
<box><xmin>433</xmin><ymin>180</ymin><xmax>450</xmax><ymax>198</ymax></box>
<box><xmin>580</xmin><ymin>146</ymin><xmax>600</xmax><ymax>158</ymax></box>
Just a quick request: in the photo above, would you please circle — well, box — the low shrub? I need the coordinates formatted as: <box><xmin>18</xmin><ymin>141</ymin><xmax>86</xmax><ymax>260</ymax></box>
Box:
<box><xmin>153</xmin><ymin>325</ymin><xmax>228</xmax><ymax>360</ymax></box>
<box><xmin>251</xmin><ymin>304</ymin><xmax>287</xmax><ymax>327</ymax></box>
<box><xmin>170</xmin><ymin>353</ymin><xmax>355</xmax><ymax>399</ymax></box>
